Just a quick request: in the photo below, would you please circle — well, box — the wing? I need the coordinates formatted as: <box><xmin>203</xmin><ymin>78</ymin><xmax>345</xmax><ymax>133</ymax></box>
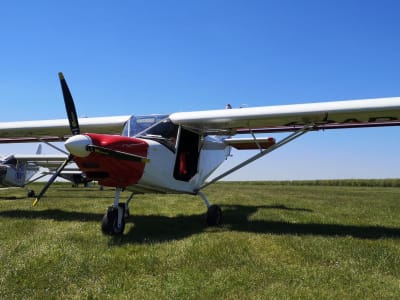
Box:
<box><xmin>169</xmin><ymin>97</ymin><xmax>400</xmax><ymax>134</ymax></box>
<box><xmin>0</xmin><ymin>116</ymin><xmax>130</xmax><ymax>143</ymax></box>
<box><xmin>13</xmin><ymin>154</ymin><xmax>69</xmax><ymax>168</ymax></box>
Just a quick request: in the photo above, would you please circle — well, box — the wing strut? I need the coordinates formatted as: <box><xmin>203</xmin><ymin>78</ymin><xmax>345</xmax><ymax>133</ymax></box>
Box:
<box><xmin>249</xmin><ymin>129</ymin><xmax>263</xmax><ymax>152</ymax></box>
<box><xmin>40</xmin><ymin>139</ymin><xmax>69</xmax><ymax>155</ymax></box>
<box><xmin>32</xmin><ymin>156</ymin><xmax>73</xmax><ymax>206</ymax></box>
<box><xmin>199</xmin><ymin>125</ymin><xmax>314</xmax><ymax>190</ymax></box>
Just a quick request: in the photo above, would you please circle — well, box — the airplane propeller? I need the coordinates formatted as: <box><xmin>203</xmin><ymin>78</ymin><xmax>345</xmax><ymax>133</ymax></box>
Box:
<box><xmin>33</xmin><ymin>72</ymin><xmax>79</xmax><ymax>206</ymax></box>
<box><xmin>59</xmin><ymin>72</ymin><xmax>148</xmax><ymax>163</ymax></box>
<box><xmin>59</xmin><ymin>72</ymin><xmax>80</xmax><ymax>135</ymax></box>
<box><xmin>33</xmin><ymin>72</ymin><xmax>149</xmax><ymax>206</ymax></box>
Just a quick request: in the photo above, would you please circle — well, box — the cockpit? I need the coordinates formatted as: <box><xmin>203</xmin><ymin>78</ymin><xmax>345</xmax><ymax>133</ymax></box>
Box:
<box><xmin>122</xmin><ymin>115</ymin><xmax>179</xmax><ymax>151</ymax></box>
<box><xmin>0</xmin><ymin>155</ymin><xmax>17</xmax><ymax>166</ymax></box>
<box><xmin>122</xmin><ymin>114</ymin><xmax>201</xmax><ymax>181</ymax></box>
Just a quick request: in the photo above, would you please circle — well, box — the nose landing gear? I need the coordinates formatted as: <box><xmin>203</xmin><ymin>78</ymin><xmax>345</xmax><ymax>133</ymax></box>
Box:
<box><xmin>101</xmin><ymin>204</ymin><xmax>125</xmax><ymax>235</ymax></box>
<box><xmin>101</xmin><ymin>188</ymin><xmax>134</xmax><ymax>236</ymax></box>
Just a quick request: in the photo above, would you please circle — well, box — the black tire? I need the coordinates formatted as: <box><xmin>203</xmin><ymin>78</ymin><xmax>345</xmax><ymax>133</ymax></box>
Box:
<box><xmin>101</xmin><ymin>206</ymin><xmax>125</xmax><ymax>235</ymax></box>
<box><xmin>118</xmin><ymin>202</ymin><xmax>130</xmax><ymax>219</ymax></box>
<box><xmin>206</xmin><ymin>205</ymin><xmax>222</xmax><ymax>226</ymax></box>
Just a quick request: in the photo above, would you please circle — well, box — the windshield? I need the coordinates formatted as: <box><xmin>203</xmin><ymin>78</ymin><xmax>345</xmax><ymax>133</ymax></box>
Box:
<box><xmin>122</xmin><ymin>115</ymin><xmax>179</xmax><ymax>151</ymax></box>
<box><xmin>122</xmin><ymin>115</ymin><xmax>168</xmax><ymax>137</ymax></box>
<box><xmin>1</xmin><ymin>155</ymin><xmax>17</xmax><ymax>166</ymax></box>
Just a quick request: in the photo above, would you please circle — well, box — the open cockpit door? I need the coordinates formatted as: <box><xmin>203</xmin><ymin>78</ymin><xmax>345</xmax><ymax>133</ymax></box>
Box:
<box><xmin>174</xmin><ymin>127</ymin><xmax>200</xmax><ymax>181</ymax></box>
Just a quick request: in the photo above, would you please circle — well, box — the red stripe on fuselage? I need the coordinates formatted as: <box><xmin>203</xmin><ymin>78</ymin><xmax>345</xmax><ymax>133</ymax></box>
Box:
<box><xmin>73</xmin><ymin>133</ymin><xmax>148</xmax><ymax>187</ymax></box>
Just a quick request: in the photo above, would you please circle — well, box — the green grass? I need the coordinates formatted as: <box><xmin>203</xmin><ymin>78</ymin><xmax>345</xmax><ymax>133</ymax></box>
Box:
<box><xmin>1</xmin><ymin>181</ymin><xmax>400</xmax><ymax>299</ymax></box>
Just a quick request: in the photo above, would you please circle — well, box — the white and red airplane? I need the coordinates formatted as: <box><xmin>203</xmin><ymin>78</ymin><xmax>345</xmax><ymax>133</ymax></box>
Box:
<box><xmin>1</xmin><ymin>73</ymin><xmax>400</xmax><ymax>235</ymax></box>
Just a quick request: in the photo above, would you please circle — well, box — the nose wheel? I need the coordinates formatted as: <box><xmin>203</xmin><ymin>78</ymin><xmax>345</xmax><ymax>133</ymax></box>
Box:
<box><xmin>101</xmin><ymin>188</ymin><xmax>134</xmax><ymax>236</ymax></box>
<box><xmin>101</xmin><ymin>204</ymin><xmax>126</xmax><ymax>235</ymax></box>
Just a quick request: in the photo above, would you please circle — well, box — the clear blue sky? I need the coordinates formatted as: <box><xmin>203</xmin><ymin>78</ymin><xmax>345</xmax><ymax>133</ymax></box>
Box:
<box><xmin>1</xmin><ymin>0</ymin><xmax>400</xmax><ymax>180</ymax></box>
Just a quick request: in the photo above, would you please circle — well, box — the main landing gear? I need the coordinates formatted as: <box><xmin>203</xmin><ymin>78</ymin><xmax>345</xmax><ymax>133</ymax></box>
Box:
<box><xmin>27</xmin><ymin>189</ymin><xmax>36</xmax><ymax>198</ymax></box>
<box><xmin>101</xmin><ymin>188</ymin><xmax>133</xmax><ymax>236</ymax></box>
<box><xmin>198</xmin><ymin>191</ymin><xmax>222</xmax><ymax>226</ymax></box>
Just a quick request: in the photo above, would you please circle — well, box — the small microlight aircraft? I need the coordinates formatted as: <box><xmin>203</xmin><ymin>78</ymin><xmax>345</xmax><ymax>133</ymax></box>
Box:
<box><xmin>1</xmin><ymin>73</ymin><xmax>400</xmax><ymax>235</ymax></box>
<box><xmin>0</xmin><ymin>144</ymin><xmax>72</xmax><ymax>197</ymax></box>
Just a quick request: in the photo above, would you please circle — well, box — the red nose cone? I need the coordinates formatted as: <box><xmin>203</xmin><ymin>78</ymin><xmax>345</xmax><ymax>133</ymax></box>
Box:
<box><xmin>72</xmin><ymin>133</ymin><xmax>149</xmax><ymax>187</ymax></box>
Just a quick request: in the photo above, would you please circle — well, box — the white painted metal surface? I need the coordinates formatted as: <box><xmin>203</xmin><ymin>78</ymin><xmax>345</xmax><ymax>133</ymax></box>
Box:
<box><xmin>170</xmin><ymin>97</ymin><xmax>400</xmax><ymax>131</ymax></box>
<box><xmin>0</xmin><ymin>115</ymin><xmax>130</xmax><ymax>139</ymax></box>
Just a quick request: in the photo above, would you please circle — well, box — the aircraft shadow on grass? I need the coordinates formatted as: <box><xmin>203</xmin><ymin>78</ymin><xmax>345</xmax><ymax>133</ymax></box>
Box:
<box><xmin>0</xmin><ymin>204</ymin><xmax>399</xmax><ymax>244</ymax></box>
<box><xmin>0</xmin><ymin>196</ymin><xmax>27</xmax><ymax>200</ymax></box>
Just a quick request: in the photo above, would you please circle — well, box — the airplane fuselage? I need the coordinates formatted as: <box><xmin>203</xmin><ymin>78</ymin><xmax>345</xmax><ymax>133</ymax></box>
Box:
<box><xmin>67</xmin><ymin>131</ymin><xmax>231</xmax><ymax>194</ymax></box>
<box><xmin>0</xmin><ymin>164</ymin><xmax>24</xmax><ymax>187</ymax></box>
<box><xmin>0</xmin><ymin>155</ymin><xmax>33</xmax><ymax>187</ymax></box>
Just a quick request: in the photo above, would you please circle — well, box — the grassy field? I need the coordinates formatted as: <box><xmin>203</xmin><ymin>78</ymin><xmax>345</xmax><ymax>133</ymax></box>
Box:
<box><xmin>0</xmin><ymin>181</ymin><xmax>400</xmax><ymax>299</ymax></box>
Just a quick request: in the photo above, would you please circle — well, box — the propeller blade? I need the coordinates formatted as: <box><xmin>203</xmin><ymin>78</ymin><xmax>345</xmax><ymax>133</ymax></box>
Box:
<box><xmin>58</xmin><ymin>72</ymin><xmax>80</xmax><ymax>135</ymax></box>
<box><xmin>32</xmin><ymin>156</ymin><xmax>72</xmax><ymax>206</ymax></box>
<box><xmin>86</xmin><ymin>144</ymin><xmax>150</xmax><ymax>163</ymax></box>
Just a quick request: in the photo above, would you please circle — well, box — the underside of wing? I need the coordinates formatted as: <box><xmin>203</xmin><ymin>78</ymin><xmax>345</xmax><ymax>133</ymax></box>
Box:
<box><xmin>13</xmin><ymin>154</ymin><xmax>68</xmax><ymax>161</ymax></box>
<box><xmin>169</xmin><ymin>97</ymin><xmax>400</xmax><ymax>134</ymax></box>
<box><xmin>0</xmin><ymin>116</ymin><xmax>130</xmax><ymax>143</ymax></box>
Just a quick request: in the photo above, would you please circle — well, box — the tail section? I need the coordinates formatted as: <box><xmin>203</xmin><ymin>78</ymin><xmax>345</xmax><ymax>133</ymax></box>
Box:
<box><xmin>36</xmin><ymin>144</ymin><xmax>42</xmax><ymax>154</ymax></box>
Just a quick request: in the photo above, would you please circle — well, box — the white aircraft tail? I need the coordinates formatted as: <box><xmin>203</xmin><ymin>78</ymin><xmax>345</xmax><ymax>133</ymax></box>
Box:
<box><xmin>36</xmin><ymin>144</ymin><xmax>42</xmax><ymax>154</ymax></box>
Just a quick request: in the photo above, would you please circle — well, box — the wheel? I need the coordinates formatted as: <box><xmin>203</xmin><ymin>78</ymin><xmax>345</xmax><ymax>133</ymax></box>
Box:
<box><xmin>206</xmin><ymin>204</ymin><xmax>222</xmax><ymax>226</ymax></box>
<box><xmin>27</xmin><ymin>190</ymin><xmax>35</xmax><ymax>198</ymax></box>
<box><xmin>120</xmin><ymin>202</ymin><xmax>130</xmax><ymax>219</ymax></box>
<box><xmin>101</xmin><ymin>206</ymin><xmax>126</xmax><ymax>235</ymax></box>
<box><xmin>101</xmin><ymin>206</ymin><xmax>125</xmax><ymax>235</ymax></box>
